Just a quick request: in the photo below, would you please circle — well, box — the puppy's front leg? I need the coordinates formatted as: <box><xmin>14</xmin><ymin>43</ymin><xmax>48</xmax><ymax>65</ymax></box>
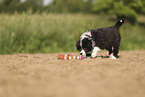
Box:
<box><xmin>91</xmin><ymin>47</ymin><xmax>102</xmax><ymax>58</ymax></box>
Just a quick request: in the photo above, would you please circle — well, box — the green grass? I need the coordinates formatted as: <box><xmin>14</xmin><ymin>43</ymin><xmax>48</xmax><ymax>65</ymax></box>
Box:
<box><xmin>0</xmin><ymin>13</ymin><xmax>145</xmax><ymax>54</ymax></box>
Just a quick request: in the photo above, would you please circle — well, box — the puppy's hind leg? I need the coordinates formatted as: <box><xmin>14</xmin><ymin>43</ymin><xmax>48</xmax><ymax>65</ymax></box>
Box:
<box><xmin>109</xmin><ymin>46</ymin><xmax>113</xmax><ymax>56</ymax></box>
<box><xmin>110</xmin><ymin>46</ymin><xmax>119</xmax><ymax>59</ymax></box>
<box><xmin>91</xmin><ymin>47</ymin><xmax>102</xmax><ymax>58</ymax></box>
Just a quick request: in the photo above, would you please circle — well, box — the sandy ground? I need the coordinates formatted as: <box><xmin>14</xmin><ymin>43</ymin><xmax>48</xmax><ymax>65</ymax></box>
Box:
<box><xmin>0</xmin><ymin>50</ymin><xmax>145</xmax><ymax>97</ymax></box>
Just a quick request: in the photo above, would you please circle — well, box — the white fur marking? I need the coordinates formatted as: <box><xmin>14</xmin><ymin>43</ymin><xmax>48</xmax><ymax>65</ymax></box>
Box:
<box><xmin>112</xmin><ymin>46</ymin><xmax>114</xmax><ymax>51</ymax></box>
<box><xmin>80</xmin><ymin>31</ymin><xmax>92</xmax><ymax>39</ymax></box>
<box><xmin>91</xmin><ymin>47</ymin><xmax>102</xmax><ymax>58</ymax></box>
<box><xmin>80</xmin><ymin>50</ymin><xmax>86</xmax><ymax>55</ymax></box>
<box><xmin>110</xmin><ymin>53</ymin><xmax>116</xmax><ymax>60</ymax></box>
<box><xmin>80</xmin><ymin>31</ymin><xmax>92</xmax><ymax>49</ymax></box>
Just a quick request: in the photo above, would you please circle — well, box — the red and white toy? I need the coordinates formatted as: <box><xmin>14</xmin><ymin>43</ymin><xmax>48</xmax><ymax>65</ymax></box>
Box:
<box><xmin>57</xmin><ymin>54</ymin><xmax>84</xmax><ymax>60</ymax></box>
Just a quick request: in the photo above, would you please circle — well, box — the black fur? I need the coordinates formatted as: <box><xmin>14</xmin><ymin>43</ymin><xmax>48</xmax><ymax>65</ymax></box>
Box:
<box><xmin>76</xmin><ymin>38</ymin><xmax>92</xmax><ymax>56</ymax></box>
<box><xmin>76</xmin><ymin>38</ymin><xmax>92</xmax><ymax>53</ymax></box>
<box><xmin>76</xmin><ymin>19</ymin><xmax>124</xmax><ymax>58</ymax></box>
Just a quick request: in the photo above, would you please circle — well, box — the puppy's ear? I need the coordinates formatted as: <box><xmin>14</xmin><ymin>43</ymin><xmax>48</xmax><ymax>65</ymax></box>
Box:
<box><xmin>82</xmin><ymin>38</ymin><xmax>89</xmax><ymax>47</ymax></box>
<box><xmin>76</xmin><ymin>40</ymin><xmax>81</xmax><ymax>50</ymax></box>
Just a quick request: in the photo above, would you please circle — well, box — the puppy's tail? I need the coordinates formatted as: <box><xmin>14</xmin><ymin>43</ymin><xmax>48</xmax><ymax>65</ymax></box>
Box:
<box><xmin>115</xmin><ymin>19</ymin><xmax>124</xmax><ymax>27</ymax></box>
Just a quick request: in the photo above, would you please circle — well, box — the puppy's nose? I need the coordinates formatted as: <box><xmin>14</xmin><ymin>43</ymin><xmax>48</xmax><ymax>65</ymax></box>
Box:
<box><xmin>80</xmin><ymin>53</ymin><xmax>82</xmax><ymax>55</ymax></box>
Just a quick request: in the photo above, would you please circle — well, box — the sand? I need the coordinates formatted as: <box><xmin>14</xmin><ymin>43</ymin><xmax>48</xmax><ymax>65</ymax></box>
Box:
<box><xmin>0</xmin><ymin>50</ymin><xmax>145</xmax><ymax>97</ymax></box>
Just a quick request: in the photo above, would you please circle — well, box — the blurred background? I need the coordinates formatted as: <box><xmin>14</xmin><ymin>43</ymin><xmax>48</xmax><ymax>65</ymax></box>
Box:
<box><xmin>0</xmin><ymin>0</ymin><xmax>145</xmax><ymax>54</ymax></box>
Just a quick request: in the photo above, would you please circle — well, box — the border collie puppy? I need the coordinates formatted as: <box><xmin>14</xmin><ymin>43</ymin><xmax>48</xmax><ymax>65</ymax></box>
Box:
<box><xmin>76</xmin><ymin>19</ymin><xmax>124</xmax><ymax>59</ymax></box>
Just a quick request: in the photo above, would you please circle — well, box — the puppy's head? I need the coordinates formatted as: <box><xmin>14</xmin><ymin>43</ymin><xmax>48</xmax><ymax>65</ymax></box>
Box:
<box><xmin>76</xmin><ymin>38</ymin><xmax>92</xmax><ymax>56</ymax></box>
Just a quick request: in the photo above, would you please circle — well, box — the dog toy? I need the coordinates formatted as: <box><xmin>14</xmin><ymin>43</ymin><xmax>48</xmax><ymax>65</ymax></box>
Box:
<box><xmin>57</xmin><ymin>54</ymin><xmax>84</xmax><ymax>60</ymax></box>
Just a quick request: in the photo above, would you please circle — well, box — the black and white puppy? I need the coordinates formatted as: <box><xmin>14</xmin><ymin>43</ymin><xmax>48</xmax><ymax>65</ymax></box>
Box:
<box><xmin>76</xmin><ymin>19</ymin><xmax>124</xmax><ymax>59</ymax></box>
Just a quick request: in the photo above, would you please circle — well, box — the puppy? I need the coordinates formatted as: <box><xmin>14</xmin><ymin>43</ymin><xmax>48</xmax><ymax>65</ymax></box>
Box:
<box><xmin>76</xmin><ymin>19</ymin><xmax>124</xmax><ymax>59</ymax></box>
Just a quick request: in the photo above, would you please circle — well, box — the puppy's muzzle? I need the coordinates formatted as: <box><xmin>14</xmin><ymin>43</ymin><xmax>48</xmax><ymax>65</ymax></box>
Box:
<box><xmin>80</xmin><ymin>50</ymin><xmax>86</xmax><ymax>55</ymax></box>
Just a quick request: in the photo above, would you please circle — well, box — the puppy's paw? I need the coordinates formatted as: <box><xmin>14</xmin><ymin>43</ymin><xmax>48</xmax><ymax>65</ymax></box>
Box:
<box><xmin>111</xmin><ymin>56</ymin><xmax>117</xmax><ymax>60</ymax></box>
<box><xmin>110</xmin><ymin>53</ymin><xmax>117</xmax><ymax>60</ymax></box>
<box><xmin>91</xmin><ymin>52</ymin><xmax>97</xmax><ymax>58</ymax></box>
